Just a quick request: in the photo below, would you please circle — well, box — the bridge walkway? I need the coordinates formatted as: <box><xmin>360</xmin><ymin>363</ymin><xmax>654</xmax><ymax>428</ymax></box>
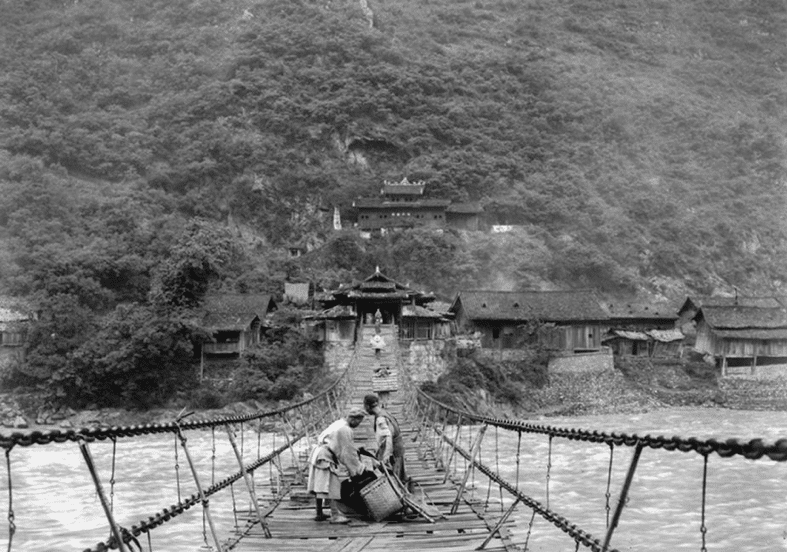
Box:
<box><xmin>230</xmin><ymin>325</ymin><xmax>521</xmax><ymax>552</ymax></box>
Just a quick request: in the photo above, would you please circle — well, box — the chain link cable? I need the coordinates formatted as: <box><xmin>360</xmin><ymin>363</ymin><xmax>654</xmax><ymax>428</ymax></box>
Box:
<box><xmin>605</xmin><ymin>442</ymin><xmax>614</xmax><ymax>528</ymax></box>
<box><xmin>515</xmin><ymin>430</ymin><xmax>522</xmax><ymax>491</ymax></box>
<box><xmin>700</xmin><ymin>453</ymin><xmax>709</xmax><ymax>552</ymax></box>
<box><xmin>5</xmin><ymin>447</ymin><xmax>14</xmax><ymax>552</ymax></box>
<box><xmin>546</xmin><ymin>435</ymin><xmax>553</xmax><ymax>510</ymax></box>
<box><xmin>482</xmin><ymin>434</ymin><xmax>492</xmax><ymax>513</ymax></box>
<box><xmin>496</xmin><ymin>425</ymin><xmax>504</xmax><ymax>513</ymax></box>
<box><xmin>174</xmin><ymin>434</ymin><xmax>181</xmax><ymax>503</ymax></box>
<box><xmin>229</xmin><ymin>481</ymin><xmax>239</xmax><ymax>530</ymax></box>
<box><xmin>522</xmin><ymin>509</ymin><xmax>536</xmax><ymax>551</ymax></box>
<box><xmin>109</xmin><ymin>437</ymin><xmax>117</xmax><ymax>518</ymax></box>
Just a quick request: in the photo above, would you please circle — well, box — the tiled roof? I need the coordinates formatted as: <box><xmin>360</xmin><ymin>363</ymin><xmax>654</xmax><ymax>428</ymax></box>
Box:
<box><xmin>401</xmin><ymin>305</ymin><xmax>443</xmax><ymax>319</ymax></box>
<box><xmin>712</xmin><ymin>328</ymin><xmax>787</xmax><ymax>340</ymax></box>
<box><xmin>382</xmin><ymin>184</ymin><xmax>424</xmax><ymax>195</ymax></box>
<box><xmin>446</xmin><ymin>202</ymin><xmax>483</xmax><ymax>214</ymax></box>
<box><xmin>452</xmin><ymin>290</ymin><xmax>609</xmax><ymax>322</ymax></box>
<box><xmin>605</xmin><ymin>302</ymin><xmax>678</xmax><ymax>320</ymax></box>
<box><xmin>202</xmin><ymin>313</ymin><xmax>258</xmax><ymax>331</ymax></box>
<box><xmin>200</xmin><ymin>294</ymin><xmax>276</xmax><ymax>330</ymax></box>
<box><xmin>679</xmin><ymin>295</ymin><xmax>781</xmax><ymax>315</ymax></box>
<box><xmin>354</xmin><ymin>198</ymin><xmax>451</xmax><ymax>208</ymax></box>
<box><xmin>308</xmin><ymin>305</ymin><xmax>356</xmax><ymax>319</ymax></box>
<box><xmin>701</xmin><ymin>306</ymin><xmax>787</xmax><ymax>329</ymax></box>
<box><xmin>201</xmin><ymin>294</ymin><xmax>276</xmax><ymax>316</ymax></box>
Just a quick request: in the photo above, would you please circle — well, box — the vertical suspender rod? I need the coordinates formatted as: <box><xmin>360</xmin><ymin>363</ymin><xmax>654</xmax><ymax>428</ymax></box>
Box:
<box><xmin>78</xmin><ymin>439</ymin><xmax>129</xmax><ymax>552</ymax></box>
<box><xmin>226</xmin><ymin>426</ymin><xmax>272</xmax><ymax>538</ymax></box>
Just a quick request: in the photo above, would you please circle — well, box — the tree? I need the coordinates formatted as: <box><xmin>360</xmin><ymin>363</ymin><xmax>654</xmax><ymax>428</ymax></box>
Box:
<box><xmin>52</xmin><ymin>304</ymin><xmax>204</xmax><ymax>408</ymax></box>
<box><xmin>149</xmin><ymin>219</ymin><xmax>243</xmax><ymax>308</ymax></box>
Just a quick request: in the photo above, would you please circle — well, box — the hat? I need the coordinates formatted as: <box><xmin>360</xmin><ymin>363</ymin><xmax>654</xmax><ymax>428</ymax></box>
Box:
<box><xmin>363</xmin><ymin>394</ymin><xmax>380</xmax><ymax>408</ymax></box>
<box><xmin>347</xmin><ymin>407</ymin><xmax>366</xmax><ymax>418</ymax></box>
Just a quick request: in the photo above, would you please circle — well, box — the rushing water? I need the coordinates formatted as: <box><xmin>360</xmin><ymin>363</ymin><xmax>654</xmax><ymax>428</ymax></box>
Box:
<box><xmin>0</xmin><ymin>408</ymin><xmax>785</xmax><ymax>552</ymax></box>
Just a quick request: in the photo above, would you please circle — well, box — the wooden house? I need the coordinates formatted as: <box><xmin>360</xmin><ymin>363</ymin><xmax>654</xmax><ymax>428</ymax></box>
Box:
<box><xmin>304</xmin><ymin>305</ymin><xmax>357</xmax><ymax>343</ymax></box>
<box><xmin>400</xmin><ymin>304</ymin><xmax>452</xmax><ymax>341</ymax></box>
<box><xmin>449</xmin><ymin>290</ymin><xmax>610</xmax><ymax>352</ymax></box>
<box><xmin>676</xmin><ymin>295</ymin><xmax>781</xmax><ymax>341</ymax></box>
<box><xmin>0</xmin><ymin>298</ymin><xmax>34</xmax><ymax>368</ymax></box>
<box><xmin>602</xmin><ymin>302</ymin><xmax>683</xmax><ymax>358</ymax></box>
<box><xmin>200</xmin><ymin>294</ymin><xmax>277</xmax><ymax>357</ymax></box>
<box><xmin>445</xmin><ymin>202</ymin><xmax>484</xmax><ymax>231</ymax></box>
<box><xmin>693</xmin><ymin>305</ymin><xmax>787</xmax><ymax>377</ymax></box>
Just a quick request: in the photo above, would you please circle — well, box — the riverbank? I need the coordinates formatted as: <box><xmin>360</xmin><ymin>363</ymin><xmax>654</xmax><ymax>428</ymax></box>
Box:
<box><xmin>0</xmin><ymin>391</ymin><xmax>285</xmax><ymax>432</ymax></box>
<box><xmin>2</xmin><ymin>357</ymin><xmax>786</xmax><ymax>432</ymax></box>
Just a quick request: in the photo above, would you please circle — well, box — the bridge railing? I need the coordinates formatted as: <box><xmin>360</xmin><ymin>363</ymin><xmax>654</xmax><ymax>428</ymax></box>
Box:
<box><xmin>0</xmin><ymin>362</ymin><xmax>356</xmax><ymax>552</ymax></box>
<box><xmin>402</xmin><ymin>378</ymin><xmax>787</xmax><ymax>552</ymax></box>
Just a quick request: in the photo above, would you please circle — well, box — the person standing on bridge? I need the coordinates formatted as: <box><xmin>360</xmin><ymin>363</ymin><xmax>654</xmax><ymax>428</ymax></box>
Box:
<box><xmin>370</xmin><ymin>331</ymin><xmax>385</xmax><ymax>359</ymax></box>
<box><xmin>307</xmin><ymin>407</ymin><xmax>370</xmax><ymax>524</ymax></box>
<box><xmin>363</xmin><ymin>393</ymin><xmax>409</xmax><ymax>489</ymax></box>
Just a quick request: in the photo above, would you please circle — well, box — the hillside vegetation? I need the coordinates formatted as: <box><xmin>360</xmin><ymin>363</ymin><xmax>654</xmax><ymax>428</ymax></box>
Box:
<box><xmin>0</xmin><ymin>0</ymin><xmax>785</xmax><ymax>405</ymax></box>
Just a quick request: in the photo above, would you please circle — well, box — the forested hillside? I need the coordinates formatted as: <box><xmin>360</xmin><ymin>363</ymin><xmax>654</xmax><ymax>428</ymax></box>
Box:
<box><xmin>0</xmin><ymin>0</ymin><xmax>785</xmax><ymax>402</ymax></box>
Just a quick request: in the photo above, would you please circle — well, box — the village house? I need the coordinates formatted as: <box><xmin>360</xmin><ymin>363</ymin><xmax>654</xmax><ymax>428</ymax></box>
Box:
<box><xmin>675</xmin><ymin>295</ymin><xmax>781</xmax><ymax>343</ymax></box>
<box><xmin>602</xmin><ymin>301</ymin><xmax>684</xmax><ymax>358</ymax></box>
<box><xmin>0</xmin><ymin>298</ymin><xmax>34</xmax><ymax>370</ymax></box>
<box><xmin>693</xmin><ymin>304</ymin><xmax>787</xmax><ymax>377</ymax></box>
<box><xmin>198</xmin><ymin>293</ymin><xmax>278</xmax><ymax>374</ymax></box>
<box><xmin>449</xmin><ymin>290</ymin><xmax>610</xmax><ymax>353</ymax></box>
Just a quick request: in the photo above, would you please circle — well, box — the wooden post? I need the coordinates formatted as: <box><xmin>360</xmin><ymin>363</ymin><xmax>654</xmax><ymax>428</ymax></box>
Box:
<box><xmin>477</xmin><ymin>497</ymin><xmax>521</xmax><ymax>550</ymax></box>
<box><xmin>78</xmin><ymin>440</ymin><xmax>129</xmax><ymax>552</ymax></box>
<box><xmin>721</xmin><ymin>355</ymin><xmax>727</xmax><ymax>377</ymax></box>
<box><xmin>225</xmin><ymin>426</ymin><xmax>271</xmax><ymax>538</ymax></box>
<box><xmin>279</xmin><ymin>413</ymin><xmax>304</xmax><ymax>484</ymax></box>
<box><xmin>450</xmin><ymin>424</ymin><xmax>487</xmax><ymax>515</ymax></box>
<box><xmin>442</xmin><ymin>416</ymin><xmax>464</xmax><ymax>484</ymax></box>
<box><xmin>602</xmin><ymin>443</ymin><xmax>644</xmax><ymax>551</ymax></box>
<box><xmin>751</xmin><ymin>354</ymin><xmax>758</xmax><ymax>376</ymax></box>
<box><xmin>175</xmin><ymin>425</ymin><xmax>223</xmax><ymax>552</ymax></box>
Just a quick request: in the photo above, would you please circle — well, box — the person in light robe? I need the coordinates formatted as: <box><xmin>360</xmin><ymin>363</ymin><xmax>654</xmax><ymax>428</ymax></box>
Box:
<box><xmin>307</xmin><ymin>408</ymin><xmax>369</xmax><ymax>523</ymax></box>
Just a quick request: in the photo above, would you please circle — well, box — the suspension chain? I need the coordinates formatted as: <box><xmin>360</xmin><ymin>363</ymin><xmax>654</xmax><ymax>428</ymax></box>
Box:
<box><xmin>5</xmin><ymin>447</ymin><xmax>15</xmax><ymax>552</ymax></box>
<box><xmin>700</xmin><ymin>453</ymin><xmax>709</xmax><ymax>552</ymax></box>
<box><xmin>605</xmin><ymin>442</ymin><xmax>614</xmax><ymax>528</ymax></box>
<box><xmin>109</xmin><ymin>436</ymin><xmax>117</xmax><ymax>517</ymax></box>
<box><xmin>546</xmin><ymin>435</ymin><xmax>553</xmax><ymax>510</ymax></box>
<box><xmin>174</xmin><ymin>434</ymin><xmax>181</xmax><ymax>503</ymax></box>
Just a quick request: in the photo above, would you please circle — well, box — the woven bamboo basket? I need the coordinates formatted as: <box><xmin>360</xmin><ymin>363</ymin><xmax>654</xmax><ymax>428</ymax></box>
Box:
<box><xmin>360</xmin><ymin>475</ymin><xmax>403</xmax><ymax>521</ymax></box>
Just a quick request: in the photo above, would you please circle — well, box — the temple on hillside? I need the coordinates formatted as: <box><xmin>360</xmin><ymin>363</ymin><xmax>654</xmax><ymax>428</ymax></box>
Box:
<box><xmin>353</xmin><ymin>177</ymin><xmax>483</xmax><ymax>233</ymax></box>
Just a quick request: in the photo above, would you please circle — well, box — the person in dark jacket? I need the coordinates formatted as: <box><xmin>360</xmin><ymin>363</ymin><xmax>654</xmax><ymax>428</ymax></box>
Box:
<box><xmin>363</xmin><ymin>393</ymin><xmax>408</xmax><ymax>486</ymax></box>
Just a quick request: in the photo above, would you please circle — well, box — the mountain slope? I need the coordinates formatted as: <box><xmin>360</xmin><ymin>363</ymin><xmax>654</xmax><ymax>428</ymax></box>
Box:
<box><xmin>0</xmin><ymin>0</ymin><xmax>785</xmax><ymax>302</ymax></box>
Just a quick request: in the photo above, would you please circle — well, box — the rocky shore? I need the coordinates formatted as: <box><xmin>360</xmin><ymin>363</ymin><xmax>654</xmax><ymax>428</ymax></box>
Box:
<box><xmin>2</xmin><ymin>359</ymin><xmax>786</xmax><ymax>433</ymax></box>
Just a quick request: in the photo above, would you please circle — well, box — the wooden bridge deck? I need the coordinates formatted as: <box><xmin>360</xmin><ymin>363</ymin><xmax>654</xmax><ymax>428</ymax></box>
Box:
<box><xmin>230</xmin><ymin>330</ymin><xmax>522</xmax><ymax>552</ymax></box>
<box><xmin>231</xmin><ymin>430</ymin><xmax>519</xmax><ymax>552</ymax></box>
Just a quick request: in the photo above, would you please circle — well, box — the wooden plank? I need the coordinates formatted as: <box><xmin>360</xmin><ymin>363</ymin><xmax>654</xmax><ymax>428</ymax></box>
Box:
<box><xmin>231</xmin><ymin>374</ymin><xmax>528</xmax><ymax>552</ymax></box>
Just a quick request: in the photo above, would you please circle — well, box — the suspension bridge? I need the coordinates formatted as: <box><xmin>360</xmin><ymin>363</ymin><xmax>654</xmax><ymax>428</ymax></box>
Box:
<box><xmin>1</xmin><ymin>327</ymin><xmax>787</xmax><ymax>552</ymax></box>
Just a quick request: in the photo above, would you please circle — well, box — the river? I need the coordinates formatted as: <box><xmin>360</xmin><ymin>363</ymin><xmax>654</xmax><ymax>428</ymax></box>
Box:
<box><xmin>0</xmin><ymin>407</ymin><xmax>785</xmax><ymax>552</ymax></box>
